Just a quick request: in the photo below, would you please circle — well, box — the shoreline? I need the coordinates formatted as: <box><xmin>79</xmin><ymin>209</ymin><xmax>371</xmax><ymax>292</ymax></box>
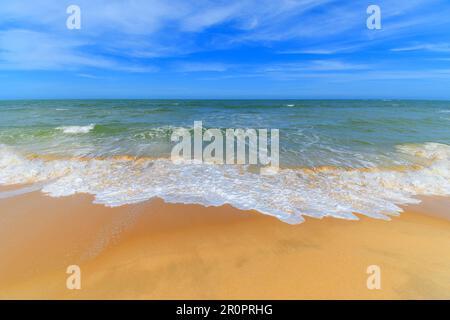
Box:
<box><xmin>0</xmin><ymin>190</ymin><xmax>449</xmax><ymax>299</ymax></box>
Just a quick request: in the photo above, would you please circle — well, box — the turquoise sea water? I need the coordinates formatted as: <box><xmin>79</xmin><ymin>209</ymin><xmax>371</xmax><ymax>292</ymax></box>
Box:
<box><xmin>0</xmin><ymin>100</ymin><xmax>449</xmax><ymax>223</ymax></box>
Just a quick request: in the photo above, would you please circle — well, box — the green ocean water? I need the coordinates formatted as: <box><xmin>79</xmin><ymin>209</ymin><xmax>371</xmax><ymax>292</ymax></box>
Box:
<box><xmin>0</xmin><ymin>99</ymin><xmax>449</xmax><ymax>167</ymax></box>
<box><xmin>0</xmin><ymin>99</ymin><xmax>449</xmax><ymax>223</ymax></box>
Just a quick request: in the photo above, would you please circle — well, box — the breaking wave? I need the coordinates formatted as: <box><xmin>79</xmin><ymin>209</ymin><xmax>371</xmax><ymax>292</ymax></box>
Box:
<box><xmin>0</xmin><ymin>142</ymin><xmax>449</xmax><ymax>224</ymax></box>
<box><xmin>56</xmin><ymin>124</ymin><xmax>96</xmax><ymax>134</ymax></box>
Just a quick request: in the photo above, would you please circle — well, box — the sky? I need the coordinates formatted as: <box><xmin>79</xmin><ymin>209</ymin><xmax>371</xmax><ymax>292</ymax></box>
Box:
<box><xmin>1</xmin><ymin>0</ymin><xmax>450</xmax><ymax>99</ymax></box>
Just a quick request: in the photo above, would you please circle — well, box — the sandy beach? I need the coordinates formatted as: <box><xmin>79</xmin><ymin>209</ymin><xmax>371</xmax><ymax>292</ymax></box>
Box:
<box><xmin>0</xmin><ymin>188</ymin><xmax>449</xmax><ymax>300</ymax></box>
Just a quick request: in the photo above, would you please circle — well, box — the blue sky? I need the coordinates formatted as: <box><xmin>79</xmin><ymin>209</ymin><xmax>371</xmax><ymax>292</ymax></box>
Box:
<box><xmin>1</xmin><ymin>0</ymin><xmax>450</xmax><ymax>99</ymax></box>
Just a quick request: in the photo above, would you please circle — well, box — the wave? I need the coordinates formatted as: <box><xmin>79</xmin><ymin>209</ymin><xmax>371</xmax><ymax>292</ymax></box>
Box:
<box><xmin>56</xmin><ymin>124</ymin><xmax>95</xmax><ymax>134</ymax></box>
<box><xmin>0</xmin><ymin>143</ymin><xmax>449</xmax><ymax>224</ymax></box>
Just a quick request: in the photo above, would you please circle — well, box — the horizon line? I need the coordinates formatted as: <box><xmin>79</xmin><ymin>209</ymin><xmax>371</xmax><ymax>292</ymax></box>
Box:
<box><xmin>1</xmin><ymin>98</ymin><xmax>450</xmax><ymax>102</ymax></box>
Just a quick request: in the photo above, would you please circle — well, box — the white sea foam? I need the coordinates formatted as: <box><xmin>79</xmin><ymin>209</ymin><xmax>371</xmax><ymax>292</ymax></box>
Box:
<box><xmin>0</xmin><ymin>143</ymin><xmax>449</xmax><ymax>224</ymax></box>
<box><xmin>396</xmin><ymin>142</ymin><xmax>450</xmax><ymax>161</ymax></box>
<box><xmin>56</xmin><ymin>124</ymin><xmax>95</xmax><ymax>134</ymax></box>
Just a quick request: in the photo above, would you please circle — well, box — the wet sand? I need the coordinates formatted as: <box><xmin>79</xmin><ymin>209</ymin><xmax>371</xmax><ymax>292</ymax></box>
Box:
<box><xmin>0</xmin><ymin>189</ymin><xmax>449</xmax><ymax>299</ymax></box>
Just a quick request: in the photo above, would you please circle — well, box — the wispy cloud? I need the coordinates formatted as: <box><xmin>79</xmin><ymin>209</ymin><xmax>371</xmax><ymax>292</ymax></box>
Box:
<box><xmin>276</xmin><ymin>43</ymin><xmax>368</xmax><ymax>55</ymax></box>
<box><xmin>1</xmin><ymin>0</ymin><xmax>450</xmax><ymax>88</ymax></box>
<box><xmin>277</xmin><ymin>49</ymin><xmax>341</xmax><ymax>55</ymax></box>
<box><xmin>260</xmin><ymin>60</ymin><xmax>370</xmax><ymax>73</ymax></box>
<box><xmin>76</xmin><ymin>73</ymin><xmax>107</xmax><ymax>80</ymax></box>
<box><xmin>391</xmin><ymin>43</ymin><xmax>450</xmax><ymax>53</ymax></box>
<box><xmin>205</xmin><ymin>68</ymin><xmax>450</xmax><ymax>82</ymax></box>
<box><xmin>174</xmin><ymin>62</ymin><xmax>231</xmax><ymax>72</ymax></box>
<box><xmin>0</xmin><ymin>29</ymin><xmax>108</xmax><ymax>70</ymax></box>
<box><xmin>0</xmin><ymin>29</ymin><xmax>157</xmax><ymax>72</ymax></box>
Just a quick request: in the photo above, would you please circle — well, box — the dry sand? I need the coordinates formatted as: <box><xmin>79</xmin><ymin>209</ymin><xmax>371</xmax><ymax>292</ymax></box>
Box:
<box><xmin>0</xmin><ymin>189</ymin><xmax>449</xmax><ymax>299</ymax></box>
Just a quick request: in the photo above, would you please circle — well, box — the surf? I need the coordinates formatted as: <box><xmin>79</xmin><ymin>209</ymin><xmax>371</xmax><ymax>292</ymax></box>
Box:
<box><xmin>56</xmin><ymin>124</ymin><xmax>95</xmax><ymax>134</ymax></box>
<box><xmin>0</xmin><ymin>142</ymin><xmax>449</xmax><ymax>224</ymax></box>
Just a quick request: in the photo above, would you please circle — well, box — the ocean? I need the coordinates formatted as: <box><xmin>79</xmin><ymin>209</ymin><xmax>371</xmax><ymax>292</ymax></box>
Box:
<box><xmin>0</xmin><ymin>99</ymin><xmax>449</xmax><ymax>223</ymax></box>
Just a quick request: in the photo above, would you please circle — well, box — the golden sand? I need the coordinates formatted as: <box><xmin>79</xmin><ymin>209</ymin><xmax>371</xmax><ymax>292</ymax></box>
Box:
<box><xmin>0</xmin><ymin>189</ymin><xmax>449</xmax><ymax>299</ymax></box>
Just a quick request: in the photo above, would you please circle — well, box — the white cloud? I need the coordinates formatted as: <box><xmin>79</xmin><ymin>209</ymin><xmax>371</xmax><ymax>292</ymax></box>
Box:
<box><xmin>174</xmin><ymin>62</ymin><xmax>230</xmax><ymax>72</ymax></box>
<box><xmin>391</xmin><ymin>43</ymin><xmax>450</xmax><ymax>53</ymax></box>
<box><xmin>0</xmin><ymin>29</ymin><xmax>156</xmax><ymax>72</ymax></box>
<box><xmin>180</xmin><ymin>3</ymin><xmax>244</xmax><ymax>32</ymax></box>
<box><xmin>261</xmin><ymin>60</ymin><xmax>370</xmax><ymax>73</ymax></box>
<box><xmin>0</xmin><ymin>29</ymin><xmax>106</xmax><ymax>70</ymax></box>
<box><xmin>0</xmin><ymin>0</ymin><xmax>449</xmax><ymax>72</ymax></box>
